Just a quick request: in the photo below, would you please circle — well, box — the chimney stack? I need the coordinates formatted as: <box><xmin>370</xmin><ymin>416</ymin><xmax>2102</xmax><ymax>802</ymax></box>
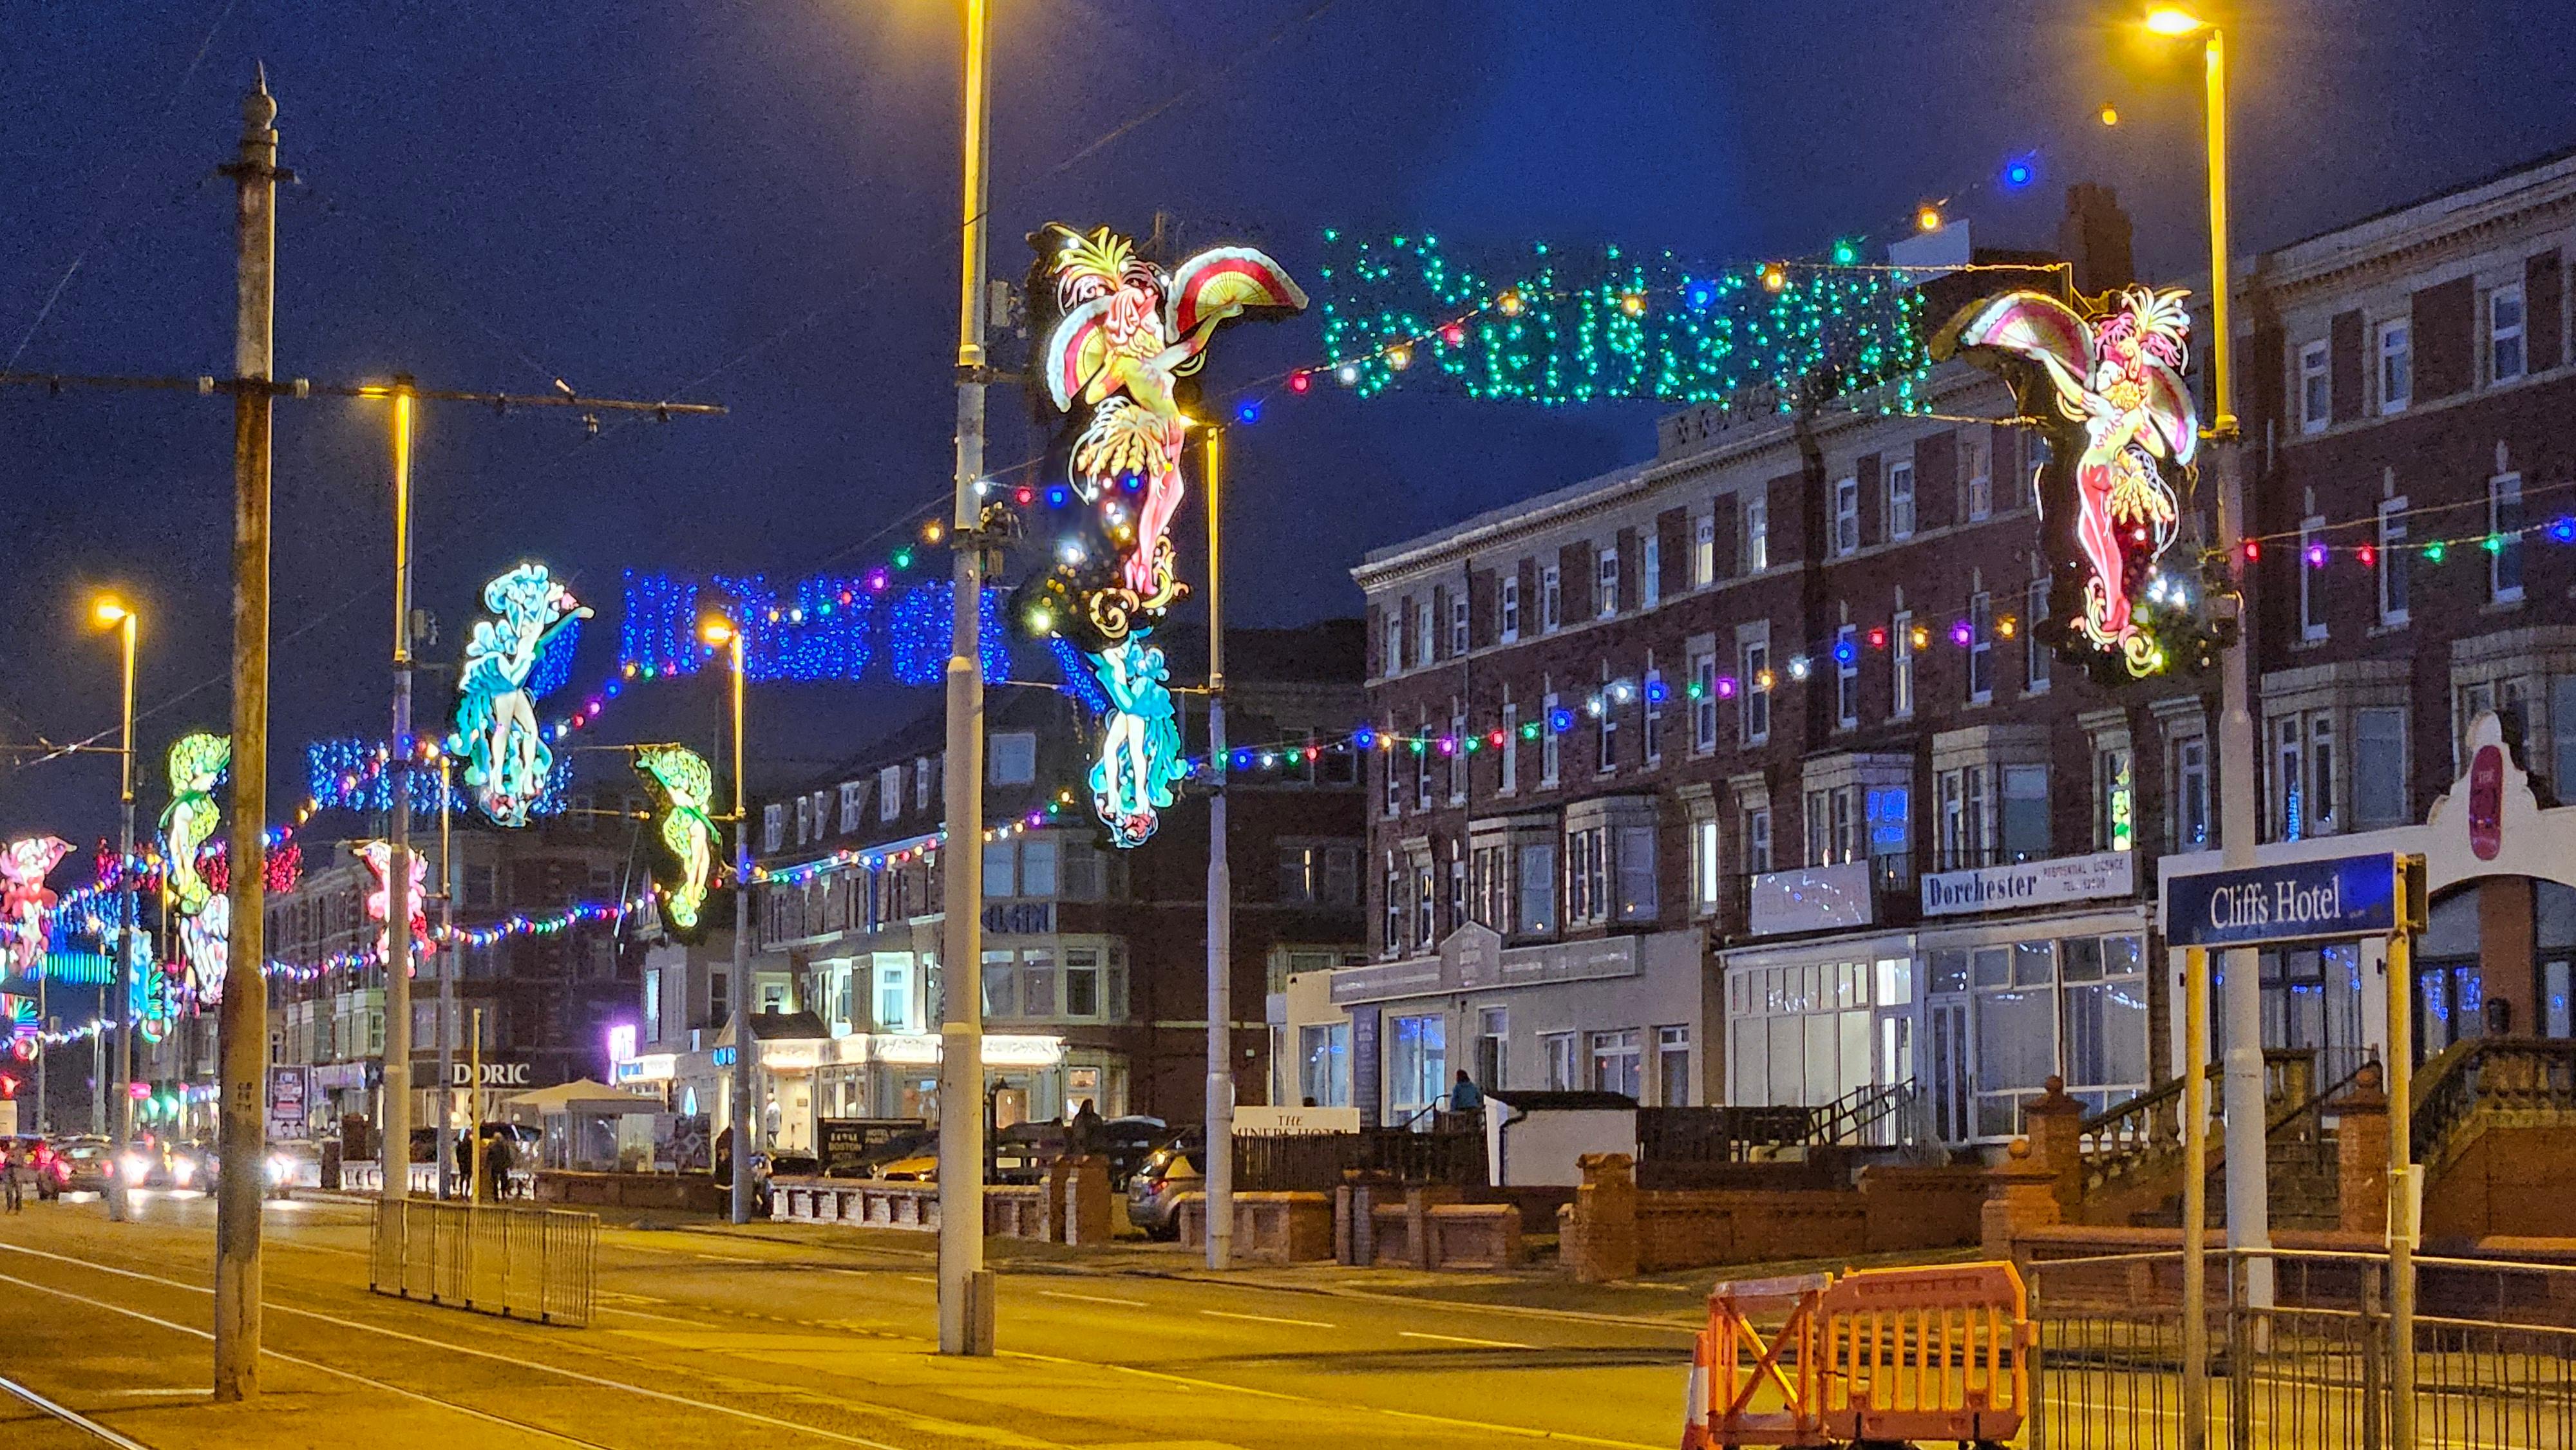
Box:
<box><xmin>2059</xmin><ymin>184</ymin><xmax>2136</xmax><ymax>298</ymax></box>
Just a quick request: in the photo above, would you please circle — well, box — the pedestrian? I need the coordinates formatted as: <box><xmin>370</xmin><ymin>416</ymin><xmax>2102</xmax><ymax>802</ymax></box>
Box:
<box><xmin>486</xmin><ymin>1127</ymin><xmax>516</xmax><ymax>1202</ymax></box>
<box><xmin>1067</xmin><ymin>1097</ymin><xmax>1103</xmax><ymax>1157</ymax></box>
<box><xmin>1446</xmin><ymin>1069</ymin><xmax>1484</xmax><ymax>1115</ymax></box>
<box><xmin>3</xmin><ymin>1144</ymin><xmax>23</xmax><ymax>1212</ymax></box>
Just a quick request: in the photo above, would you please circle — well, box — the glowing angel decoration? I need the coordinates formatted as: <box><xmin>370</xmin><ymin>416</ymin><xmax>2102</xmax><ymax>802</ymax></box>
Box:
<box><xmin>1935</xmin><ymin>285</ymin><xmax>2199</xmax><ymax>676</ymax></box>
<box><xmin>1030</xmin><ymin>223</ymin><xmax>1306</xmax><ymax>849</ymax></box>
<box><xmin>158</xmin><ymin>733</ymin><xmax>231</xmax><ymax>918</ymax></box>
<box><xmin>0</xmin><ymin>836</ymin><xmax>72</xmax><ymax>975</ymax></box>
<box><xmin>1039</xmin><ymin>225</ymin><xmax>1309</xmax><ymax>600</ymax></box>
<box><xmin>359</xmin><ymin>842</ymin><xmax>433</xmax><ymax>970</ymax></box>
<box><xmin>449</xmin><ymin>563</ymin><xmax>590</xmax><ymax>827</ymax></box>
<box><xmin>634</xmin><ymin>745</ymin><xmax>716</xmax><ymax>938</ymax></box>
<box><xmin>178</xmin><ymin>894</ymin><xmax>230</xmax><ymax>1004</ymax></box>
<box><xmin>1087</xmin><ymin>631</ymin><xmax>1186</xmax><ymax>849</ymax></box>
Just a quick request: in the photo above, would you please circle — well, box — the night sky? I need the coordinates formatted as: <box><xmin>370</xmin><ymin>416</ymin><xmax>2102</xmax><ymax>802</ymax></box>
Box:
<box><xmin>4</xmin><ymin>0</ymin><xmax>2571</xmax><ymax>847</ymax></box>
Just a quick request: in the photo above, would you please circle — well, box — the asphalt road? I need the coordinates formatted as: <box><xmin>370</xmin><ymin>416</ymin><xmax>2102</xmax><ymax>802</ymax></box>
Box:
<box><xmin>0</xmin><ymin>1191</ymin><xmax>1699</xmax><ymax>1450</ymax></box>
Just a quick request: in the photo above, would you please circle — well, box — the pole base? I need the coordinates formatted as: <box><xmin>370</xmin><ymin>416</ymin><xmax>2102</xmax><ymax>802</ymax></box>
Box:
<box><xmin>938</xmin><ymin>1268</ymin><xmax>996</xmax><ymax>1356</ymax></box>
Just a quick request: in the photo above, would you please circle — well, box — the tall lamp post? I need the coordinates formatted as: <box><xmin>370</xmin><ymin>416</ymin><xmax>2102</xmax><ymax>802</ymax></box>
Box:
<box><xmin>2144</xmin><ymin>5</ymin><xmax>2271</xmax><ymax>1322</ymax></box>
<box><xmin>93</xmin><ymin>595</ymin><xmax>139</xmax><ymax>1223</ymax></box>
<box><xmin>1202</xmin><ymin>425</ymin><xmax>1235</xmax><ymax>1270</ymax></box>
<box><xmin>935</xmin><ymin>0</ymin><xmax>998</xmax><ymax>1358</ymax></box>
<box><xmin>381</xmin><ymin>377</ymin><xmax>417</xmax><ymax>1204</ymax></box>
<box><xmin>700</xmin><ymin>616</ymin><xmax>752</xmax><ymax>1225</ymax></box>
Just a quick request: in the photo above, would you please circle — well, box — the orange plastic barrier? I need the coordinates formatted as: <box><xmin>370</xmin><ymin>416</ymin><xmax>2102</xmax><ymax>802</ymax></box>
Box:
<box><xmin>1681</xmin><ymin>1260</ymin><xmax>2032</xmax><ymax>1448</ymax></box>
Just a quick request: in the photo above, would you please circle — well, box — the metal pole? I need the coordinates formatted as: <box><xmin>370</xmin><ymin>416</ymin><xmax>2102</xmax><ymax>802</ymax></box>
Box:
<box><xmin>2181</xmin><ymin>946</ymin><xmax>2211</xmax><ymax>1450</ymax></box>
<box><xmin>2385</xmin><ymin>924</ymin><xmax>2416</xmax><ymax>1449</ymax></box>
<box><xmin>383</xmin><ymin>382</ymin><xmax>415</xmax><ymax>1203</ymax></box>
<box><xmin>104</xmin><ymin>611</ymin><xmax>136</xmax><ymax>1223</ymax></box>
<box><xmin>35</xmin><ymin>972</ymin><xmax>46</xmax><ymax>1134</ymax></box>
<box><xmin>727</xmin><ymin>635</ymin><xmax>752</xmax><ymax>1225</ymax></box>
<box><xmin>436</xmin><ymin>758</ymin><xmax>455</xmax><ymax>1200</ymax></box>
<box><xmin>936</xmin><ymin>0</ymin><xmax>994</xmax><ymax>1359</ymax></box>
<box><xmin>469</xmin><ymin>1006</ymin><xmax>484</xmax><ymax>1205</ymax></box>
<box><xmin>213</xmin><ymin>67</ymin><xmax>278</xmax><ymax>1404</ymax></box>
<box><xmin>1204</xmin><ymin>426</ymin><xmax>1235</xmax><ymax>1272</ymax></box>
<box><xmin>93</xmin><ymin>1023</ymin><xmax>106</xmax><ymax>1136</ymax></box>
<box><xmin>2197</xmin><ymin>23</ymin><xmax>2273</xmax><ymax>1316</ymax></box>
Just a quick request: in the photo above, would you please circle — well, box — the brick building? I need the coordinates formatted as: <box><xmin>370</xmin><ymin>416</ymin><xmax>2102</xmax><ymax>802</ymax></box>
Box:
<box><xmin>1319</xmin><ymin>153</ymin><xmax>2576</xmax><ymax>1146</ymax></box>
<box><xmin>2170</xmin><ymin>144</ymin><xmax>2576</xmax><ymax>1077</ymax></box>
<box><xmin>636</xmin><ymin>622</ymin><xmax>1367</xmax><ymax>1148</ymax></box>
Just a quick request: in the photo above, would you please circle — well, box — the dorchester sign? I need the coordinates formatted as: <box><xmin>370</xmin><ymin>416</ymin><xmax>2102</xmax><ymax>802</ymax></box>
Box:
<box><xmin>1920</xmin><ymin>851</ymin><xmax>2134</xmax><ymax>918</ymax></box>
<box><xmin>2163</xmin><ymin>853</ymin><xmax>2403</xmax><ymax>950</ymax></box>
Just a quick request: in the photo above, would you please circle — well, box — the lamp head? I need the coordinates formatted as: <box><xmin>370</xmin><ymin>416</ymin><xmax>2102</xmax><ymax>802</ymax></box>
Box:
<box><xmin>92</xmin><ymin>596</ymin><xmax>132</xmax><ymax>628</ymax></box>
<box><xmin>2145</xmin><ymin>7</ymin><xmax>2208</xmax><ymax>35</ymax></box>
<box><xmin>697</xmin><ymin>617</ymin><xmax>735</xmax><ymax>647</ymax></box>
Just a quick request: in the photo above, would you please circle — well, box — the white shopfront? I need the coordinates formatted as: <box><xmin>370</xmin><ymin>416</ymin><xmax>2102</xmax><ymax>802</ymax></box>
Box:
<box><xmin>1721</xmin><ymin>849</ymin><xmax>2150</xmax><ymax>1144</ymax></box>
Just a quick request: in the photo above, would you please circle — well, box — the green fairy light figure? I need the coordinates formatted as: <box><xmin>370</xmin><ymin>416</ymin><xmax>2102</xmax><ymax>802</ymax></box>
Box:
<box><xmin>158</xmin><ymin>732</ymin><xmax>230</xmax><ymax>917</ymax></box>
<box><xmin>636</xmin><ymin>745</ymin><xmax>716</xmax><ymax>937</ymax></box>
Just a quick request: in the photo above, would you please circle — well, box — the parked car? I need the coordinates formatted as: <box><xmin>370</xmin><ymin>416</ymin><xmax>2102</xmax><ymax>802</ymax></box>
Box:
<box><xmin>1124</xmin><ymin>1127</ymin><xmax>1205</xmax><ymax>1241</ymax></box>
<box><xmin>1095</xmin><ymin>1115</ymin><xmax>1169</xmax><ymax>1191</ymax></box>
<box><xmin>47</xmin><ymin>1138</ymin><xmax>112</xmax><ymax>1198</ymax></box>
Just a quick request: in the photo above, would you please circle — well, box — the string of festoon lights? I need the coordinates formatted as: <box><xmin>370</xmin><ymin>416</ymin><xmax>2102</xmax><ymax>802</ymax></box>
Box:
<box><xmin>2239</xmin><ymin>475</ymin><xmax>2576</xmax><ymax>569</ymax></box>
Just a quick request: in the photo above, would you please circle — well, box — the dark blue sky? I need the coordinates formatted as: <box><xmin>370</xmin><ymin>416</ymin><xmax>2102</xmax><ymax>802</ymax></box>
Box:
<box><xmin>4</xmin><ymin>0</ymin><xmax>2571</xmax><ymax>843</ymax></box>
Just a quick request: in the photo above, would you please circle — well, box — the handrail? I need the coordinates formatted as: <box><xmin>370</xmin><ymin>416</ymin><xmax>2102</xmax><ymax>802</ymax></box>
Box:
<box><xmin>2412</xmin><ymin>1036</ymin><xmax>2576</xmax><ymax>1165</ymax></box>
<box><xmin>2074</xmin><ymin>1048</ymin><xmax>2318</xmax><ymax>1198</ymax></box>
<box><xmin>1810</xmin><ymin>1078</ymin><xmax>1921</xmax><ymax>1147</ymax></box>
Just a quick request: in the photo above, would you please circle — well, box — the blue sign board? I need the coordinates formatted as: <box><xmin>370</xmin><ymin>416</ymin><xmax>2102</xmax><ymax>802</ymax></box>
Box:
<box><xmin>2164</xmin><ymin>853</ymin><xmax>2401</xmax><ymax>950</ymax></box>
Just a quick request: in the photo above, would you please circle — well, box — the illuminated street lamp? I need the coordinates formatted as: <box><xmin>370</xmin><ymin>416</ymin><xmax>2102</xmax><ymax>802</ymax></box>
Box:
<box><xmin>699</xmin><ymin>616</ymin><xmax>751</xmax><ymax>1226</ymax></box>
<box><xmin>91</xmin><ymin>595</ymin><xmax>139</xmax><ymax>1223</ymax></box>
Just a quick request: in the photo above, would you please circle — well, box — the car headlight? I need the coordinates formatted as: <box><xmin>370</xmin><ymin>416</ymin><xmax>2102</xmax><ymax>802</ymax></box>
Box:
<box><xmin>119</xmin><ymin>1153</ymin><xmax>149</xmax><ymax>1183</ymax></box>
<box><xmin>171</xmin><ymin>1157</ymin><xmax>196</xmax><ymax>1187</ymax></box>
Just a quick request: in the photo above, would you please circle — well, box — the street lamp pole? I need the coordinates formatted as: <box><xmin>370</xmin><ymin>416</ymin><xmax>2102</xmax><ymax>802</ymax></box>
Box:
<box><xmin>1203</xmin><ymin>425</ymin><xmax>1235</xmax><ymax>1271</ymax></box>
<box><xmin>703</xmin><ymin>621</ymin><xmax>752</xmax><ymax>1226</ymax></box>
<box><xmin>2167</xmin><ymin>9</ymin><xmax>2275</xmax><ymax>1315</ymax></box>
<box><xmin>97</xmin><ymin>599</ymin><xmax>138</xmax><ymax>1223</ymax></box>
<box><xmin>936</xmin><ymin>0</ymin><xmax>996</xmax><ymax>1358</ymax></box>
<box><xmin>383</xmin><ymin>379</ymin><xmax>417</xmax><ymax>1204</ymax></box>
<box><xmin>435</xmin><ymin>755</ymin><xmax>456</xmax><ymax>1199</ymax></box>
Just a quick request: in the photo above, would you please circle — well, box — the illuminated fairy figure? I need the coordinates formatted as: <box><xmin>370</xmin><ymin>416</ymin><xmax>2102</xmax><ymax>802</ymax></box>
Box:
<box><xmin>158</xmin><ymin>733</ymin><xmax>231</xmax><ymax>917</ymax></box>
<box><xmin>1039</xmin><ymin>224</ymin><xmax>1308</xmax><ymax>600</ymax></box>
<box><xmin>178</xmin><ymin>893</ymin><xmax>229</xmax><ymax>1004</ymax></box>
<box><xmin>359</xmin><ymin>842</ymin><xmax>431</xmax><ymax>969</ymax></box>
<box><xmin>634</xmin><ymin>745</ymin><xmax>716</xmax><ymax>937</ymax></box>
<box><xmin>450</xmin><ymin>563</ymin><xmax>591</xmax><ymax>827</ymax></box>
<box><xmin>1087</xmin><ymin>632</ymin><xmax>1186</xmax><ymax>850</ymax></box>
<box><xmin>1938</xmin><ymin>285</ymin><xmax>2198</xmax><ymax>675</ymax></box>
<box><xmin>1031</xmin><ymin>223</ymin><xmax>1304</xmax><ymax>849</ymax></box>
<box><xmin>2</xmin><ymin>993</ymin><xmax>36</xmax><ymax>1060</ymax></box>
<box><xmin>0</xmin><ymin>836</ymin><xmax>71</xmax><ymax>974</ymax></box>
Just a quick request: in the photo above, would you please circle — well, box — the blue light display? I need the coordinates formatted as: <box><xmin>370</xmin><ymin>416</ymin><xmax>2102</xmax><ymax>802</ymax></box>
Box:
<box><xmin>306</xmin><ymin>739</ymin><xmax>568</xmax><ymax>818</ymax></box>
<box><xmin>621</xmin><ymin>572</ymin><xmax>1010</xmax><ymax>686</ymax></box>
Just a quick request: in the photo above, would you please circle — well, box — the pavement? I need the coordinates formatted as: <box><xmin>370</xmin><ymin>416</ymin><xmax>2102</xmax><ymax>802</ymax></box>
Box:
<box><xmin>0</xmin><ymin>1189</ymin><xmax>1723</xmax><ymax>1450</ymax></box>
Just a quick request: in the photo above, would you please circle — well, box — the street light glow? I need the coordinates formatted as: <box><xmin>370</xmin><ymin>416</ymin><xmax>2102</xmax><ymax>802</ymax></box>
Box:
<box><xmin>92</xmin><ymin>596</ymin><xmax>131</xmax><ymax>626</ymax></box>
<box><xmin>2145</xmin><ymin>7</ymin><xmax>2206</xmax><ymax>35</ymax></box>
<box><xmin>697</xmin><ymin>617</ymin><xmax>735</xmax><ymax>646</ymax></box>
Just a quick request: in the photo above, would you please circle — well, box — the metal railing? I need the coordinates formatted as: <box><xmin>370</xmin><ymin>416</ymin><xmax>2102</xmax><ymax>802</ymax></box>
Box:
<box><xmin>1231</xmin><ymin>1127</ymin><xmax>1487</xmax><ymax>1191</ymax></box>
<box><xmin>368</xmin><ymin>1197</ymin><xmax>598</xmax><ymax>1326</ymax></box>
<box><xmin>2027</xmin><ymin>1247</ymin><xmax>2576</xmax><ymax>1449</ymax></box>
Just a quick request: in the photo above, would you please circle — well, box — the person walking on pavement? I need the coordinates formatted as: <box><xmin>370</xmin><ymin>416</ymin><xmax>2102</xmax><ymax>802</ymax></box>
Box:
<box><xmin>3</xmin><ymin>1143</ymin><xmax>24</xmax><ymax>1212</ymax></box>
<box><xmin>1067</xmin><ymin>1097</ymin><xmax>1103</xmax><ymax>1158</ymax></box>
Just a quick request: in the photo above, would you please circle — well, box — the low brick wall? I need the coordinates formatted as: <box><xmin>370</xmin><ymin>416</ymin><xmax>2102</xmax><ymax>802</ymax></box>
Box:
<box><xmin>772</xmin><ymin>1159</ymin><xmax>1112</xmax><ymax>1243</ymax></box>
<box><xmin>533</xmin><ymin>1170</ymin><xmax>726</xmax><ymax>1213</ymax></box>
<box><xmin>1559</xmin><ymin>1154</ymin><xmax>1987</xmax><ymax>1281</ymax></box>
<box><xmin>1175</xmin><ymin>1191</ymin><xmax>1336</xmax><ymax>1263</ymax></box>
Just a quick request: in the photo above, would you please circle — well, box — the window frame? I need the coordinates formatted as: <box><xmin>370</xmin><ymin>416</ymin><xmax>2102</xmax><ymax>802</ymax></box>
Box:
<box><xmin>2378</xmin><ymin>496</ymin><xmax>2410</xmax><ymax>626</ymax></box>
<box><xmin>1499</xmin><ymin>574</ymin><xmax>1520</xmax><ymax>643</ymax></box>
<box><xmin>1541</xmin><ymin>566</ymin><xmax>1562</xmax><ymax>633</ymax></box>
<box><xmin>1891</xmin><ymin>610</ymin><xmax>1916</xmax><ymax>719</ymax></box>
<box><xmin>1595</xmin><ymin>545</ymin><xmax>1620</xmax><ymax>618</ymax></box>
<box><xmin>1834</xmin><ymin>624</ymin><xmax>1860</xmax><ymax>729</ymax></box>
<box><xmin>2298</xmin><ymin>339</ymin><xmax>2331</xmax><ymax>434</ymax></box>
<box><xmin>1642</xmin><ymin>532</ymin><xmax>1662</xmax><ymax>609</ymax></box>
<box><xmin>2024</xmin><ymin>579</ymin><xmax>2051</xmax><ymax>693</ymax></box>
<box><xmin>1741</xmin><ymin>632</ymin><xmax>1772</xmax><ymax>746</ymax></box>
<box><xmin>1692</xmin><ymin>513</ymin><xmax>1716</xmax><ymax>587</ymax></box>
<box><xmin>2490</xmin><ymin>473</ymin><xmax>2525</xmax><ymax>603</ymax></box>
<box><xmin>1744</xmin><ymin>496</ymin><xmax>1770</xmax><ymax>573</ymax></box>
<box><xmin>1967</xmin><ymin>592</ymin><xmax>1994</xmax><ymax>704</ymax></box>
<box><xmin>2490</xmin><ymin>282</ymin><xmax>2527</xmax><ymax>386</ymax></box>
<box><xmin>1833</xmin><ymin>476</ymin><xmax>1861</xmax><ymax>556</ymax></box>
<box><xmin>2377</xmin><ymin>320</ymin><xmax>2412</xmax><ymax>415</ymax></box>
<box><xmin>2299</xmin><ymin>514</ymin><xmax>2328</xmax><ymax>641</ymax></box>
<box><xmin>1886</xmin><ymin>458</ymin><xmax>1917</xmax><ymax>540</ymax></box>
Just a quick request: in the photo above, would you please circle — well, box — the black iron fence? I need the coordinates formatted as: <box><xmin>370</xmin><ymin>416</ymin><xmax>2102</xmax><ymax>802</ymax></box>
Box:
<box><xmin>2027</xmin><ymin>1247</ymin><xmax>2576</xmax><ymax>1449</ymax></box>
<box><xmin>1231</xmin><ymin>1127</ymin><xmax>1487</xmax><ymax>1192</ymax></box>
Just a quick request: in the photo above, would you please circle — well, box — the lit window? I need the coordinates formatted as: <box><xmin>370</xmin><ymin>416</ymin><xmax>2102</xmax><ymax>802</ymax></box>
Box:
<box><xmin>2490</xmin><ymin>475</ymin><xmax>2524</xmax><ymax>603</ymax></box>
<box><xmin>1891</xmin><ymin>610</ymin><xmax>1915</xmax><ymax>719</ymax></box>
<box><xmin>2025</xmin><ymin>578</ymin><xmax>2052</xmax><ymax>692</ymax></box>
<box><xmin>1692</xmin><ymin>514</ymin><xmax>1716</xmax><ymax>587</ymax></box>
<box><xmin>1595</xmin><ymin>545</ymin><xmax>1619</xmax><ymax>617</ymax></box>
<box><xmin>1744</xmin><ymin>497</ymin><xmax>1770</xmax><ymax>572</ymax></box>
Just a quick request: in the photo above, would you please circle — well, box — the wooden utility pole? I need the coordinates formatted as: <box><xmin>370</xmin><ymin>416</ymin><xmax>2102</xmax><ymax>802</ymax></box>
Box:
<box><xmin>212</xmin><ymin>66</ymin><xmax>279</xmax><ymax>1405</ymax></box>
